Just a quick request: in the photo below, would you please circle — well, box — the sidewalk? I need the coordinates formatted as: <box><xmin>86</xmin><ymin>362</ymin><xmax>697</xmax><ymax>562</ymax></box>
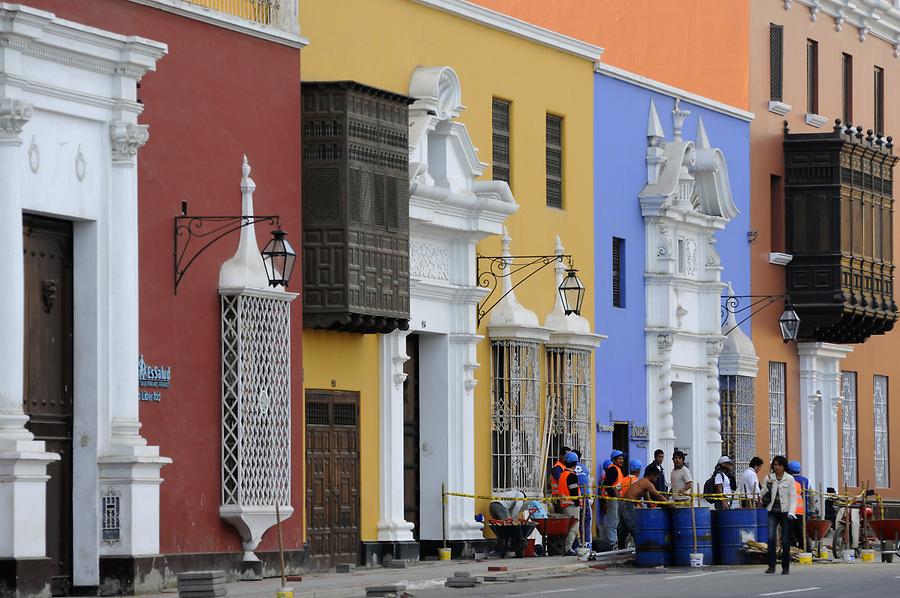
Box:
<box><xmin>142</xmin><ymin>556</ymin><xmax>595</xmax><ymax>598</ymax></box>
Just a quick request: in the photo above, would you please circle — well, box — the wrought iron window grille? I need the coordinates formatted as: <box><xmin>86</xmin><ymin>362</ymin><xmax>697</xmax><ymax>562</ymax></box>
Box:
<box><xmin>476</xmin><ymin>253</ymin><xmax>573</xmax><ymax>325</ymax></box>
<box><xmin>173</xmin><ymin>201</ymin><xmax>280</xmax><ymax>293</ymax></box>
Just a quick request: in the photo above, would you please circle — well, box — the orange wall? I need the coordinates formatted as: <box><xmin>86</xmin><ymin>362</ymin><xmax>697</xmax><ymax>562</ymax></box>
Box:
<box><xmin>471</xmin><ymin>0</ymin><xmax>750</xmax><ymax>109</ymax></box>
<box><xmin>750</xmin><ymin>1</ymin><xmax>900</xmax><ymax>496</ymax></box>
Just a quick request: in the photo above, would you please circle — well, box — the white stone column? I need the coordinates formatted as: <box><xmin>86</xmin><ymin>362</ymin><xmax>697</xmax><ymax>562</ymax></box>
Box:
<box><xmin>655</xmin><ymin>334</ymin><xmax>675</xmax><ymax>460</ymax></box>
<box><xmin>377</xmin><ymin>330</ymin><xmax>415</xmax><ymax>542</ymax></box>
<box><xmin>706</xmin><ymin>338</ymin><xmax>724</xmax><ymax>463</ymax></box>
<box><xmin>0</xmin><ymin>98</ymin><xmax>60</xmax><ymax>560</ymax></box>
<box><xmin>98</xmin><ymin>120</ymin><xmax>170</xmax><ymax>558</ymax></box>
<box><xmin>797</xmin><ymin>342</ymin><xmax>852</xmax><ymax>493</ymax></box>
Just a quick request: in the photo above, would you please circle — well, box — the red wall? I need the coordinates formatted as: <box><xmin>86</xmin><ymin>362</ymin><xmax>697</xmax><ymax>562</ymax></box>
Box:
<box><xmin>25</xmin><ymin>0</ymin><xmax>303</xmax><ymax>554</ymax></box>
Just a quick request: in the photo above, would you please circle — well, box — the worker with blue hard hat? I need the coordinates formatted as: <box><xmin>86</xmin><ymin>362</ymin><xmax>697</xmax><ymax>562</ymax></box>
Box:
<box><xmin>603</xmin><ymin>450</ymin><xmax>627</xmax><ymax>547</ymax></box>
<box><xmin>787</xmin><ymin>460</ymin><xmax>810</xmax><ymax>546</ymax></box>
<box><xmin>572</xmin><ymin>449</ymin><xmax>592</xmax><ymax>549</ymax></box>
<box><xmin>551</xmin><ymin>451</ymin><xmax>582</xmax><ymax>555</ymax></box>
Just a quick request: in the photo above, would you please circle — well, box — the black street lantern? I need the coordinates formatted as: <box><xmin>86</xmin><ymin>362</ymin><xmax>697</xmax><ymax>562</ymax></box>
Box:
<box><xmin>261</xmin><ymin>228</ymin><xmax>296</xmax><ymax>288</ymax></box>
<box><xmin>559</xmin><ymin>268</ymin><xmax>585</xmax><ymax>316</ymax></box>
<box><xmin>778</xmin><ymin>305</ymin><xmax>801</xmax><ymax>343</ymax></box>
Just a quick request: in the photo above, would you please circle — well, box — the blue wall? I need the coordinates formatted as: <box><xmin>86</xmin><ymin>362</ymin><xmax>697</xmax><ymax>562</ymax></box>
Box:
<box><xmin>593</xmin><ymin>73</ymin><xmax>751</xmax><ymax>469</ymax></box>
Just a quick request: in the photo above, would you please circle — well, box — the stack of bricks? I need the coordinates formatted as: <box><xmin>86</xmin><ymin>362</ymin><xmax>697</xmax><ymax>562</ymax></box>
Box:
<box><xmin>177</xmin><ymin>571</ymin><xmax>227</xmax><ymax>598</ymax></box>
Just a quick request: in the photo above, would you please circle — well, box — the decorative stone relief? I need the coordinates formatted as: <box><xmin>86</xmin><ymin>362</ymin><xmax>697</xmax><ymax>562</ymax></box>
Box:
<box><xmin>657</xmin><ymin>333</ymin><xmax>674</xmax><ymax>352</ymax></box>
<box><xmin>810</xmin><ymin>1</ymin><xmax>820</xmax><ymax>21</ymax></box>
<box><xmin>684</xmin><ymin>238</ymin><xmax>697</xmax><ymax>276</ymax></box>
<box><xmin>410</xmin><ymin>240</ymin><xmax>449</xmax><ymax>280</ymax></box>
<box><xmin>0</xmin><ymin>98</ymin><xmax>32</xmax><ymax>139</ymax></box>
<box><xmin>676</xmin><ymin>305</ymin><xmax>688</xmax><ymax>329</ymax></box>
<box><xmin>808</xmin><ymin>392</ymin><xmax>822</xmax><ymax>418</ymax></box>
<box><xmin>109</xmin><ymin>121</ymin><xmax>149</xmax><ymax>164</ymax></box>
<box><xmin>705</xmin><ymin>233</ymin><xmax>721</xmax><ymax>267</ymax></box>
<box><xmin>835</xmin><ymin>10</ymin><xmax>845</xmax><ymax>32</ymax></box>
<box><xmin>859</xmin><ymin>22</ymin><xmax>871</xmax><ymax>42</ymax></box>
<box><xmin>830</xmin><ymin>395</ymin><xmax>841</xmax><ymax>419</ymax></box>
<box><xmin>75</xmin><ymin>145</ymin><xmax>86</xmax><ymax>181</ymax></box>
<box><xmin>28</xmin><ymin>135</ymin><xmax>39</xmax><ymax>172</ymax></box>
<box><xmin>657</xmin><ymin>223</ymin><xmax>673</xmax><ymax>258</ymax></box>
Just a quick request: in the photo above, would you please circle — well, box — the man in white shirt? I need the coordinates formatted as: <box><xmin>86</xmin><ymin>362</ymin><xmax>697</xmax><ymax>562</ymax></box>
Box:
<box><xmin>714</xmin><ymin>456</ymin><xmax>736</xmax><ymax>509</ymax></box>
<box><xmin>740</xmin><ymin>456</ymin><xmax>764</xmax><ymax>507</ymax></box>
<box><xmin>670</xmin><ymin>450</ymin><xmax>692</xmax><ymax>503</ymax></box>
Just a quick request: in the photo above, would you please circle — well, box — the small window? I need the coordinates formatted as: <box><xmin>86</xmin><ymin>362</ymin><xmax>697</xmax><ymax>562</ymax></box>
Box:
<box><xmin>874</xmin><ymin>66</ymin><xmax>885</xmax><ymax>134</ymax></box>
<box><xmin>770</xmin><ymin>24</ymin><xmax>784</xmax><ymax>102</ymax></box>
<box><xmin>770</xmin><ymin>175</ymin><xmax>785</xmax><ymax>253</ymax></box>
<box><xmin>546</xmin><ymin>114</ymin><xmax>563</xmax><ymax>209</ymax></box>
<box><xmin>677</xmin><ymin>238</ymin><xmax>686</xmax><ymax>274</ymax></box>
<box><xmin>612</xmin><ymin>237</ymin><xmax>625</xmax><ymax>308</ymax></box>
<box><xmin>807</xmin><ymin>39</ymin><xmax>819</xmax><ymax>115</ymax></box>
<box><xmin>841</xmin><ymin>371</ymin><xmax>858</xmax><ymax>488</ymax></box>
<box><xmin>492</xmin><ymin>98</ymin><xmax>511</xmax><ymax>185</ymax></box>
<box><xmin>769</xmin><ymin>362</ymin><xmax>787</xmax><ymax>457</ymax></box>
<box><xmin>874</xmin><ymin>374</ymin><xmax>890</xmax><ymax>488</ymax></box>
<box><xmin>842</xmin><ymin>53</ymin><xmax>853</xmax><ymax>125</ymax></box>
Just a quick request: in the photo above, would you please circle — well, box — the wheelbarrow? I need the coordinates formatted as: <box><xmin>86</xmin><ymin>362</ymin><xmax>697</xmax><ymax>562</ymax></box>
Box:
<box><xmin>488</xmin><ymin>520</ymin><xmax>536</xmax><ymax>558</ymax></box>
<box><xmin>870</xmin><ymin>519</ymin><xmax>900</xmax><ymax>563</ymax></box>
<box><xmin>535</xmin><ymin>515</ymin><xmax>577</xmax><ymax>556</ymax></box>
<box><xmin>805</xmin><ymin>519</ymin><xmax>832</xmax><ymax>559</ymax></box>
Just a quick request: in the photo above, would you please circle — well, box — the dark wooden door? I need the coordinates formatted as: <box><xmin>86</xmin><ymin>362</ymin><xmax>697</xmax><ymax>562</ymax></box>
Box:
<box><xmin>403</xmin><ymin>334</ymin><xmax>420</xmax><ymax>539</ymax></box>
<box><xmin>305</xmin><ymin>390</ymin><xmax>360</xmax><ymax>569</ymax></box>
<box><xmin>23</xmin><ymin>215</ymin><xmax>74</xmax><ymax>597</ymax></box>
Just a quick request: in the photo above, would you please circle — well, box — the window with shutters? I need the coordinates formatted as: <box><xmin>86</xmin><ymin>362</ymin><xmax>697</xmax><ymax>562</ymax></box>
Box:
<box><xmin>769</xmin><ymin>362</ymin><xmax>787</xmax><ymax>457</ymax></box>
<box><xmin>612</xmin><ymin>237</ymin><xmax>624</xmax><ymax>308</ymax></box>
<box><xmin>874</xmin><ymin>374</ymin><xmax>890</xmax><ymax>488</ymax></box>
<box><xmin>720</xmin><ymin>375</ymin><xmax>755</xmax><ymax>473</ymax></box>
<box><xmin>842</xmin><ymin>53</ymin><xmax>853</xmax><ymax>125</ymax></box>
<box><xmin>807</xmin><ymin>39</ymin><xmax>819</xmax><ymax>114</ymax></box>
<box><xmin>840</xmin><ymin>371</ymin><xmax>858</xmax><ymax>488</ymax></box>
<box><xmin>875</xmin><ymin>66</ymin><xmax>885</xmax><ymax>134</ymax></box>
<box><xmin>492</xmin><ymin>98</ymin><xmax>511</xmax><ymax>185</ymax></box>
<box><xmin>491</xmin><ymin>339</ymin><xmax>541</xmax><ymax>494</ymax></box>
<box><xmin>770</xmin><ymin>24</ymin><xmax>783</xmax><ymax>102</ymax></box>
<box><xmin>546</xmin><ymin>113</ymin><xmax>563</xmax><ymax>209</ymax></box>
<box><xmin>770</xmin><ymin>175</ymin><xmax>785</xmax><ymax>253</ymax></box>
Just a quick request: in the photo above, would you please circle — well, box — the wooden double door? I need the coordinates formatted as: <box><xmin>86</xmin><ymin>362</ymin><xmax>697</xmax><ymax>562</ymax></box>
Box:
<box><xmin>305</xmin><ymin>390</ymin><xmax>360</xmax><ymax>569</ymax></box>
<box><xmin>23</xmin><ymin>215</ymin><xmax>74</xmax><ymax>596</ymax></box>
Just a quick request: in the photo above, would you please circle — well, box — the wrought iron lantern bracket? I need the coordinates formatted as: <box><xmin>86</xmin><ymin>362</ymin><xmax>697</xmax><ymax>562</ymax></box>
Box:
<box><xmin>722</xmin><ymin>293</ymin><xmax>796</xmax><ymax>341</ymax></box>
<box><xmin>174</xmin><ymin>203</ymin><xmax>280</xmax><ymax>294</ymax></box>
<box><xmin>476</xmin><ymin>253</ymin><xmax>573</xmax><ymax>325</ymax></box>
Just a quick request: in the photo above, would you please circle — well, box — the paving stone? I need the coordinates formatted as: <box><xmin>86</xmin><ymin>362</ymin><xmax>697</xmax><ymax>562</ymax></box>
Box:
<box><xmin>451</xmin><ymin>571</ymin><xmax>472</xmax><ymax>578</ymax></box>
<box><xmin>487</xmin><ymin>566</ymin><xmax>508</xmax><ymax>572</ymax></box>
<box><xmin>445</xmin><ymin>580</ymin><xmax>481</xmax><ymax>589</ymax></box>
<box><xmin>366</xmin><ymin>584</ymin><xmax>406</xmax><ymax>597</ymax></box>
<box><xmin>482</xmin><ymin>574</ymin><xmax>514</xmax><ymax>582</ymax></box>
<box><xmin>177</xmin><ymin>588</ymin><xmax>227</xmax><ymax>598</ymax></box>
<box><xmin>385</xmin><ymin>560</ymin><xmax>408</xmax><ymax>569</ymax></box>
<box><xmin>177</xmin><ymin>579</ymin><xmax>226</xmax><ymax>588</ymax></box>
<box><xmin>336</xmin><ymin>563</ymin><xmax>355</xmax><ymax>573</ymax></box>
<box><xmin>177</xmin><ymin>571</ymin><xmax>226</xmax><ymax>582</ymax></box>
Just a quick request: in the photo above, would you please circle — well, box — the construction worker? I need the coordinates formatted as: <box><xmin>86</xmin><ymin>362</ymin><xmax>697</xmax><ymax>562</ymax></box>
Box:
<box><xmin>572</xmin><ymin>449</ymin><xmax>592</xmax><ymax>548</ymax></box>
<box><xmin>712</xmin><ymin>456</ymin><xmax>737</xmax><ymax>509</ymax></box>
<box><xmin>548</xmin><ymin>445</ymin><xmax>571</xmax><ymax>502</ymax></box>
<box><xmin>787</xmin><ymin>460</ymin><xmax>809</xmax><ymax>546</ymax></box>
<box><xmin>740</xmin><ymin>457</ymin><xmax>764</xmax><ymax>507</ymax></box>
<box><xmin>553</xmin><ymin>451</ymin><xmax>581</xmax><ymax>555</ymax></box>
<box><xmin>670</xmin><ymin>450</ymin><xmax>693</xmax><ymax>503</ymax></box>
<box><xmin>602</xmin><ymin>450</ymin><xmax>626</xmax><ymax>546</ymax></box>
<box><xmin>618</xmin><ymin>460</ymin><xmax>642</xmax><ymax>548</ymax></box>
<box><xmin>619</xmin><ymin>464</ymin><xmax>670</xmax><ymax>548</ymax></box>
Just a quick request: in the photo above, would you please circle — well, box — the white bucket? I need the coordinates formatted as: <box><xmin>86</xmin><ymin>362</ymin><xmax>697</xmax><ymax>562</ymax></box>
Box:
<box><xmin>689</xmin><ymin>553</ymin><xmax>704</xmax><ymax>568</ymax></box>
<box><xmin>841</xmin><ymin>551</ymin><xmax>853</xmax><ymax>564</ymax></box>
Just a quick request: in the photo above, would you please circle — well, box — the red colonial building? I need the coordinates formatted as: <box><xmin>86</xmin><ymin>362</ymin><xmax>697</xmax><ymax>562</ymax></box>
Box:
<box><xmin>0</xmin><ymin>1</ymin><xmax>305</xmax><ymax>595</ymax></box>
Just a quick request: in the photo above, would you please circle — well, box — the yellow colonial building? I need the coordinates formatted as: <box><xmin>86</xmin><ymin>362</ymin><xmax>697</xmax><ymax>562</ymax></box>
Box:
<box><xmin>299</xmin><ymin>0</ymin><xmax>602</xmax><ymax>565</ymax></box>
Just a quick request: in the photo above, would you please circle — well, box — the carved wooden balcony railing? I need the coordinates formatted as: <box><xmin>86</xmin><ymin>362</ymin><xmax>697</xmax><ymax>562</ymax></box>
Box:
<box><xmin>784</xmin><ymin>120</ymin><xmax>898</xmax><ymax>343</ymax></box>
<box><xmin>183</xmin><ymin>0</ymin><xmax>299</xmax><ymax>33</ymax></box>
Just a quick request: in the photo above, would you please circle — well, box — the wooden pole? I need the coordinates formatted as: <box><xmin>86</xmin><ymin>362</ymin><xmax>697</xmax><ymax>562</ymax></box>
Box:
<box><xmin>275</xmin><ymin>504</ymin><xmax>286</xmax><ymax>587</ymax></box>
<box><xmin>690</xmin><ymin>495</ymin><xmax>698</xmax><ymax>554</ymax></box>
<box><xmin>442</xmin><ymin>483</ymin><xmax>448</xmax><ymax>549</ymax></box>
<box><xmin>862</xmin><ymin>482</ymin><xmax>870</xmax><ymax>550</ymax></box>
<box><xmin>801</xmin><ymin>487</ymin><xmax>807</xmax><ymax>552</ymax></box>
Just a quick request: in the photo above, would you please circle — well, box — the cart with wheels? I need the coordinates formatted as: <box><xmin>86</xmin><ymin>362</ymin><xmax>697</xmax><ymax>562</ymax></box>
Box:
<box><xmin>535</xmin><ymin>515</ymin><xmax>578</xmax><ymax>556</ymax></box>
<box><xmin>488</xmin><ymin>520</ymin><xmax>537</xmax><ymax>558</ymax></box>
<box><xmin>870</xmin><ymin>520</ymin><xmax>900</xmax><ymax>563</ymax></box>
<box><xmin>806</xmin><ymin>519</ymin><xmax>832</xmax><ymax>559</ymax></box>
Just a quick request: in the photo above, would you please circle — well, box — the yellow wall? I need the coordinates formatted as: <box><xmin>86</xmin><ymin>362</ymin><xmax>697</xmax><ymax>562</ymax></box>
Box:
<box><xmin>301</xmin><ymin>0</ymin><xmax>597</xmax><ymax>537</ymax></box>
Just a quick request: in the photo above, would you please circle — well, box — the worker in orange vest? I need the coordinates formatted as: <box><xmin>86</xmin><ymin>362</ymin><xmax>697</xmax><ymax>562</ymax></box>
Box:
<box><xmin>602</xmin><ymin>450</ymin><xmax>626</xmax><ymax>546</ymax></box>
<box><xmin>617</xmin><ymin>459</ymin><xmax>642</xmax><ymax>548</ymax></box>
<box><xmin>788</xmin><ymin>460</ymin><xmax>807</xmax><ymax>547</ymax></box>
<box><xmin>548</xmin><ymin>445</ymin><xmax>571</xmax><ymax>505</ymax></box>
<box><xmin>553</xmin><ymin>451</ymin><xmax>581</xmax><ymax>555</ymax></box>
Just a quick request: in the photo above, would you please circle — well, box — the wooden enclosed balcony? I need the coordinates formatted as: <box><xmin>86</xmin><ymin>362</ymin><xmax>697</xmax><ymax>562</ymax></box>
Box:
<box><xmin>784</xmin><ymin>120</ymin><xmax>899</xmax><ymax>344</ymax></box>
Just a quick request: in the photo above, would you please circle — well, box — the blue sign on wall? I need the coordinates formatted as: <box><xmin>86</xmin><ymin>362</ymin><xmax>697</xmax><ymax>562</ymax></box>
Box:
<box><xmin>138</xmin><ymin>355</ymin><xmax>171</xmax><ymax>402</ymax></box>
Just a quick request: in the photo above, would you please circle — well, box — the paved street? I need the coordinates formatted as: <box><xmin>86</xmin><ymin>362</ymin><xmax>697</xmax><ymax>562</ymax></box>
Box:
<box><xmin>419</xmin><ymin>562</ymin><xmax>900</xmax><ymax>597</ymax></box>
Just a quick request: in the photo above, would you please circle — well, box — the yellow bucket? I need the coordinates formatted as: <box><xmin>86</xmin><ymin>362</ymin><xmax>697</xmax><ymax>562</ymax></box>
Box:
<box><xmin>798</xmin><ymin>552</ymin><xmax>813</xmax><ymax>565</ymax></box>
<box><xmin>819</xmin><ymin>548</ymin><xmax>830</xmax><ymax>560</ymax></box>
<box><xmin>861</xmin><ymin>549</ymin><xmax>876</xmax><ymax>562</ymax></box>
<box><xmin>438</xmin><ymin>547</ymin><xmax>452</xmax><ymax>561</ymax></box>
<box><xmin>277</xmin><ymin>588</ymin><xmax>294</xmax><ymax>598</ymax></box>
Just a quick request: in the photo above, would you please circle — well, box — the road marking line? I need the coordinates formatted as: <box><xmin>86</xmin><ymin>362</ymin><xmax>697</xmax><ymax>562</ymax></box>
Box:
<box><xmin>759</xmin><ymin>588</ymin><xmax>821</xmax><ymax>597</ymax></box>
<box><xmin>510</xmin><ymin>589</ymin><xmax>578</xmax><ymax>597</ymax></box>
<box><xmin>665</xmin><ymin>571</ymin><xmax>721</xmax><ymax>580</ymax></box>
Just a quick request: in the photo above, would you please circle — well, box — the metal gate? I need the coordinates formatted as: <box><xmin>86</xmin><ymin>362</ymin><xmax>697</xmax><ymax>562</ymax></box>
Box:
<box><xmin>305</xmin><ymin>390</ymin><xmax>360</xmax><ymax>569</ymax></box>
<box><xmin>23</xmin><ymin>215</ymin><xmax>74</xmax><ymax>596</ymax></box>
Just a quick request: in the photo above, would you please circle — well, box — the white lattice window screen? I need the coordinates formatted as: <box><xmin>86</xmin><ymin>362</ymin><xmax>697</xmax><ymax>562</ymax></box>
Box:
<box><xmin>769</xmin><ymin>362</ymin><xmax>787</xmax><ymax>457</ymax></box>
<box><xmin>491</xmin><ymin>340</ymin><xmax>541</xmax><ymax>495</ymax></box>
<box><xmin>841</xmin><ymin>371</ymin><xmax>858</xmax><ymax>488</ymax></box>
<box><xmin>546</xmin><ymin>347</ymin><xmax>592</xmax><ymax>476</ymax></box>
<box><xmin>221</xmin><ymin>294</ymin><xmax>292</xmax><ymax>506</ymax></box>
<box><xmin>720</xmin><ymin>375</ymin><xmax>755</xmax><ymax>472</ymax></box>
<box><xmin>874</xmin><ymin>374</ymin><xmax>890</xmax><ymax>488</ymax></box>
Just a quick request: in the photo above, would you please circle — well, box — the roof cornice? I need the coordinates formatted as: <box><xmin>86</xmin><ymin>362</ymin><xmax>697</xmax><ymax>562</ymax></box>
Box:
<box><xmin>596</xmin><ymin>62</ymin><xmax>755</xmax><ymax>122</ymax></box>
<box><xmin>792</xmin><ymin>0</ymin><xmax>900</xmax><ymax>55</ymax></box>
<box><xmin>410</xmin><ymin>0</ymin><xmax>603</xmax><ymax>61</ymax></box>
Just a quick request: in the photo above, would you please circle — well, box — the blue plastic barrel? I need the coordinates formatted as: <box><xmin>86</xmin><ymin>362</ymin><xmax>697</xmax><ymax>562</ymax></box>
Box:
<box><xmin>634</xmin><ymin>508</ymin><xmax>672</xmax><ymax>567</ymax></box>
<box><xmin>712</xmin><ymin>509</ymin><xmax>757</xmax><ymax>564</ymax></box>
<box><xmin>756</xmin><ymin>508</ymin><xmax>769</xmax><ymax>545</ymax></box>
<box><xmin>672</xmin><ymin>507</ymin><xmax>713</xmax><ymax>566</ymax></box>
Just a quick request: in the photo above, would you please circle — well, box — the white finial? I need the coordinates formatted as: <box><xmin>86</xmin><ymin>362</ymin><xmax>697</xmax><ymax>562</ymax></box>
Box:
<box><xmin>241</xmin><ymin>154</ymin><xmax>255</xmax><ymax>193</ymax></box>
<box><xmin>553</xmin><ymin>237</ymin><xmax>565</xmax><ymax>300</ymax></box>
<box><xmin>219</xmin><ymin>155</ymin><xmax>269</xmax><ymax>290</ymax></box>
<box><xmin>672</xmin><ymin>98</ymin><xmax>690</xmax><ymax>142</ymax></box>
<box><xmin>696</xmin><ymin>116</ymin><xmax>711</xmax><ymax>149</ymax></box>
<box><xmin>500</xmin><ymin>226</ymin><xmax>512</xmax><ymax>295</ymax></box>
<box><xmin>647</xmin><ymin>99</ymin><xmax>664</xmax><ymax>147</ymax></box>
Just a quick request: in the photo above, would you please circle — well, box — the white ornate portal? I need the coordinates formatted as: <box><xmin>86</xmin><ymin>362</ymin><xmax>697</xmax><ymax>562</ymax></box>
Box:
<box><xmin>640</xmin><ymin>98</ymin><xmax>740</xmax><ymax>480</ymax></box>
